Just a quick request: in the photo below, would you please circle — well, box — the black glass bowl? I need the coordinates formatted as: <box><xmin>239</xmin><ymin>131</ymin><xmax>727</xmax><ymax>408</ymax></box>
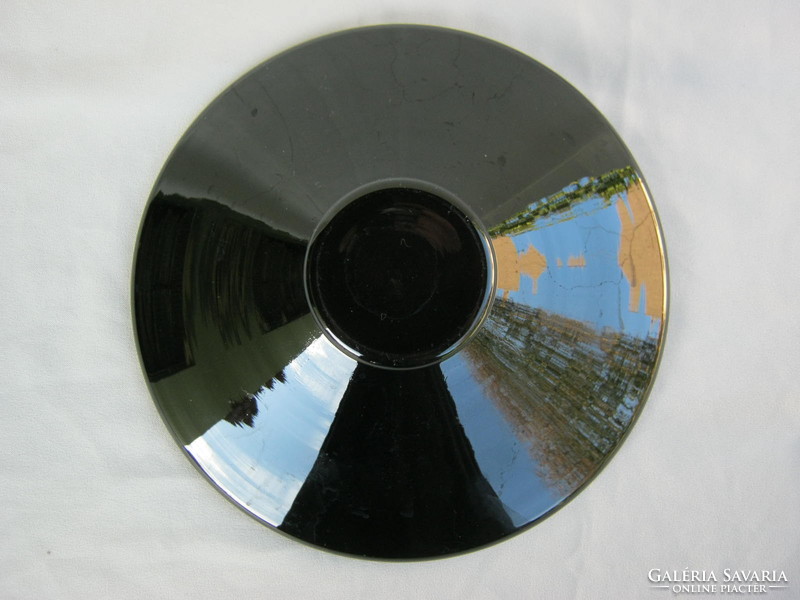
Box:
<box><xmin>133</xmin><ymin>25</ymin><xmax>667</xmax><ymax>559</ymax></box>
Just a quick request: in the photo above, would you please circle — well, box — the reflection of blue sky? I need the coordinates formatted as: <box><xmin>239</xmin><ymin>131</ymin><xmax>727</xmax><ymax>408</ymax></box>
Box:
<box><xmin>504</xmin><ymin>190</ymin><xmax>658</xmax><ymax>339</ymax></box>
<box><xmin>185</xmin><ymin>335</ymin><xmax>357</xmax><ymax>526</ymax></box>
<box><xmin>441</xmin><ymin>354</ymin><xmax>558</xmax><ymax>526</ymax></box>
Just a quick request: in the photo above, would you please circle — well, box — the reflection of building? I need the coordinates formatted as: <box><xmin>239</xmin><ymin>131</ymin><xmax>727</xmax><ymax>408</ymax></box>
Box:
<box><xmin>487</xmin><ymin>165</ymin><xmax>664</xmax><ymax>322</ymax></box>
<box><xmin>134</xmin><ymin>192</ymin><xmax>315</xmax><ymax>443</ymax></box>
<box><xmin>617</xmin><ymin>181</ymin><xmax>664</xmax><ymax>319</ymax></box>
<box><xmin>463</xmin><ymin>300</ymin><xmax>659</xmax><ymax>495</ymax></box>
<box><xmin>566</xmin><ymin>254</ymin><xmax>586</xmax><ymax>267</ymax></box>
<box><xmin>492</xmin><ymin>235</ymin><xmax>547</xmax><ymax>298</ymax></box>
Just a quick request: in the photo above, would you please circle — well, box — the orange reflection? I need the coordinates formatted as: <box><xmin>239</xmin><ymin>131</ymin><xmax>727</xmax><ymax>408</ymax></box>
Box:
<box><xmin>616</xmin><ymin>182</ymin><xmax>664</xmax><ymax>319</ymax></box>
<box><xmin>492</xmin><ymin>236</ymin><xmax>547</xmax><ymax>299</ymax></box>
<box><xmin>566</xmin><ymin>254</ymin><xmax>586</xmax><ymax>267</ymax></box>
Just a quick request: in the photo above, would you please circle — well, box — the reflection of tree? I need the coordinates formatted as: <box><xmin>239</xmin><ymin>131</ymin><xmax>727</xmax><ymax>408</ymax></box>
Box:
<box><xmin>489</xmin><ymin>166</ymin><xmax>638</xmax><ymax>238</ymax></box>
<box><xmin>134</xmin><ymin>192</ymin><xmax>316</xmax><ymax>444</ymax></box>
<box><xmin>463</xmin><ymin>300</ymin><xmax>659</xmax><ymax>496</ymax></box>
<box><xmin>223</xmin><ymin>369</ymin><xmax>287</xmax><ymax>428</ymax></box>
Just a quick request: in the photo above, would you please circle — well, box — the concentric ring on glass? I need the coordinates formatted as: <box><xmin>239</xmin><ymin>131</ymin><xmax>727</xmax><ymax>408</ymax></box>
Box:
<box><xmin>304</xmin><ymin>180</ymin><xmax>496</xmax><ymax>370</ymax></box>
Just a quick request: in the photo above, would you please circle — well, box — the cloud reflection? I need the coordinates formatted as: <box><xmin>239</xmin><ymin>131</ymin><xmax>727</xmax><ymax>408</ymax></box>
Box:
<box><xmin>185</xmin><ymin>336</ymin><xmax>357</xmax><ymax>526</ymax></box>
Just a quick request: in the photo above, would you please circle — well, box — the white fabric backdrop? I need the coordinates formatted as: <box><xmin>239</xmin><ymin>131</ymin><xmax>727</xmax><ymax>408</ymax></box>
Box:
<box><xmin>2</xmin><ymin>1</ymin><xmax>798</xmax><ymax>598</ymax></box>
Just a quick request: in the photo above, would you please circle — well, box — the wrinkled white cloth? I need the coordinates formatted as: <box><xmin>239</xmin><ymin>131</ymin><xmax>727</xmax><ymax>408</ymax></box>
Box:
<box><xmin>1</xmin><ymin>1</ymin><xmax>798</xmax><ymax>598</ymax></box>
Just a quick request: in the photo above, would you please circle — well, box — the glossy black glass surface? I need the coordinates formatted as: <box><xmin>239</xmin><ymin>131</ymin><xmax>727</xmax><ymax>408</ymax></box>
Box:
<box><xmin>306</xmin><ymin>187</ymin><xmax>489</xmax><ymax>368</ymax></box>
<box><xmin>133</xmin><ymin>25</ymin><xmax>667</xmax><ymax>559</ymax></box>
<box><xmin>279</xmin><ymin>364</ymin><xmax>516</xmax><ymax>558</ymax></box>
